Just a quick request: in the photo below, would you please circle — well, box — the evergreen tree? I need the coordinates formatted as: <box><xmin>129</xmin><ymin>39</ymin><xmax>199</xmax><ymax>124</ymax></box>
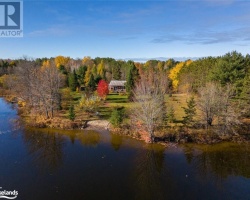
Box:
<box><xmin>68</xmin><ymin>69</ymin><xmax>78</xmax><ymax>91</ymax></box>
<box><xmin>68</xmin><ymin>104</ymin><xmax>76</xmax><ymax>121</ymax></box>
<box><xmin>126</xmin><ymin>69</ymin><xmax>133</xmax><ymax>95</ymax></box>
<box><xmin>112</xmin><ymin>62</ymin><xmax>121</xmax><ymax>80</ymax></box>
<box><xmin>241</xmin><ymin>74</ymin><xmax>250</xmax><ymax>116</ymax></box>
<box><xmin>182</xmin><ymin>97</ymin><xmax>197</xmax><ymax>126</ymax></box>
<box><xmin>167</xmin><ymin>106</ymin><xmax>175</xmax><ymax>123</ymax></box>
<box><xmin>87</xmin><ymin>73</ymin><xmax>96</xmax><ymax>91</ymax></box>
<box><xmin>210</xmin><ymin>51</ymin><xmax>246</xmax><ymax>95</ymax></box>
<box><xmin>77</xmin><ymin>65</ymin><xmax>87</xmax><ymax>86</ymax></box>
<box><xmin>109</xmin><ymin>107</ymin><xmax>124</xmax><ymax>128</ymax></box>
<box><xmin>125</xmin><ymin>61</ymin><xmax>138</xmax><ymax>100</ymax></box>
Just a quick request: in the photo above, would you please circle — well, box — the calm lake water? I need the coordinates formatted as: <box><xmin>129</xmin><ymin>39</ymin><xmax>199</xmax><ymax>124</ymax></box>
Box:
<box><xmin>0</xmin><ymin>98</ymin><xmax>250</xmax><ymax>200</ymax></box>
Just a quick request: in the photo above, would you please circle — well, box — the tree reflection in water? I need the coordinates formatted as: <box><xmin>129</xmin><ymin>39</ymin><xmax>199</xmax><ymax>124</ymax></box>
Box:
<box><xmin>133</xmin><ymin>144</ymin><xmax>166</xmax><ymax>200</ymax></box>
<box><xmin>110</xmin><ymin>133</ymin><xmax>123</xmax><ymax>151</ymax></box>
<box><xmin>76</xmin><ymin>131</ymin><xmax>100</xmax><ymax>147</ymax></box>
<box><xmin>184</xmin><ymin>143</ymin><xmax>250</xmax><ymax>180</ymax></box>
<box><xmin>23</xmin><ymin>129</ymin><xmax>65</xmax><ymax>172</ymax></box>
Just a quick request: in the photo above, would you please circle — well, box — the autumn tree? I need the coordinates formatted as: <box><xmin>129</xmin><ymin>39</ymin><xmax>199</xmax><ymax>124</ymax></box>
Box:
<box><xmin>79</xmin><ymin>94</ymin><xmax>101</xmax><ymax>116</ymax></box>
<box><xmin>39</xmin><ymin>60</ymin><xmax>64</xmax><ymax>118</ymax></box>
<box><xmin>130</xmin><ymin>73</ymin><xmax>167</xmax><ymax>143</ymax></box>
<box><xmin>197</xmin><ymin>82</ymin><xmax>240</xmax><ymax>131</ymax></box>
<box><xmin>55</xmin><ymin>56</ymin><xmax>70</xmax><ymax>68</ymax></box>
<box><xmin>84</xmin><ymin>66</ymin><xmax>92</xmax><ymax>86</ymax></box>
<box><xmin>82</xmin><ymin>56</ymin><xmax>94</xmax><ymax>68</ymax></box>
<box><xmin>97</xmin><ymin>80</ymin><xmax>109</xmax><ymax>99</ymax></box>
<box><xmin>97</xmin><ymin>60</ymin><xmax>105</xmax><ymax>79</ymax></box>
<box><xmin>197</xmin><ymin>82</ymin><xmax>220</xmax><ymax>128</ymax></box>
<box><xmin>13</xmin><ymin>60</ymin><xmax>64</xmax><ymax>119</ymax></box>
<box><xmin>169</xmin><ymin>60</ymin><xmax>192</xmax><ymax>92</ymax></box>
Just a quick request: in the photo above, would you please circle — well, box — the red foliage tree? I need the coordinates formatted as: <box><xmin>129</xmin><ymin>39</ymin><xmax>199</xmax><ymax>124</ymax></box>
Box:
<box><xmin>97</xmin><ymin>80</ymin><xmax>109</xmax><ymax>99</ymax></box>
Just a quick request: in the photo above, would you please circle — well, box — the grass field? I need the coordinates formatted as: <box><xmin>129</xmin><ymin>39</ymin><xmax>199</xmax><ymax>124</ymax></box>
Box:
<box><xmin>60</xmin><ymin>89</ymin><xmax>190</xmax><ymax>123</ymax></box>
<box><xmin>102</xmin><ymin>93</ymin><xmax>190</xmax><ymax>122</ymax></box>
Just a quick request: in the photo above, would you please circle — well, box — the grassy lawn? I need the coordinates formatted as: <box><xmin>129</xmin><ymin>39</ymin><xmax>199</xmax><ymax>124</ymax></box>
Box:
<box><xmin>60</xmin><ymin>88</ymin><xmax>191</xmax><ymax>123</ymax></box>
<box><xmin>101</xmin><ymin>93</ymin><xmax>190</xmax><ymax>123</ymax></box>
<box><xmin>98</xmin><ymin>93</ymin><xmax>132</xmax><ymax>120</ymax></box>
<box><xmin>165</xmin><ymin>93</ymin><xmax>189</xmax><ymax>122</ymax></box>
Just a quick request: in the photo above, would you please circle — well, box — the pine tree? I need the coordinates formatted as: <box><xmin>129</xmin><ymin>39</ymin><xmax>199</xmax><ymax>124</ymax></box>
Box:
<box><xmin>77</xmin><ymin>65</ymin><xmax>87</xmax><ymax>86</ymax></box>
<box><xmin>68</xmin><ymin>69</ymin><xmax>78</xmax><ymax>91</ymax></box>
<box><xmin>182</xmin><ymin>97</ymin><xmax>196</xmax><ymax>126</ymax></box>
<box><xmin>241</xmin><ymin>74</ymin><xmax>250</xmax><ymax>116</ymax></box>
<box><xmin>68</xmin><ymin>104</ymin><xmax>76</xmax><ymax>121</ymax></box>
<box><xmin>112</xmin><ymin>62</ymin><xmax>121</xmax><ymax>80</ymax></box>
<box><xmin>87</xmin><ymin>74</ymin><xmax>96</xmax><ymax>91</ymax></box>
<box><xmin>125</xmin><ymin>61</ymin><xmax>138</xmax><ymax>100</ymax></box>
<box><xmin>167</xmin><ymin>106</ymin><xmax>175</xmax><ymax>123</ymax></box>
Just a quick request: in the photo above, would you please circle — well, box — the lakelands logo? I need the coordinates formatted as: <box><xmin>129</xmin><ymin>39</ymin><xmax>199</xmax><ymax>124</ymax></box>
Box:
<box><xmin>0</xmin><ymin>1</ymin><xmax>23</xmax><ymax>37</ymax></box>
<box><xmin>0</xmin><ymin>187</ymin><xmax>18</xmax><ymax>199</ymax></box>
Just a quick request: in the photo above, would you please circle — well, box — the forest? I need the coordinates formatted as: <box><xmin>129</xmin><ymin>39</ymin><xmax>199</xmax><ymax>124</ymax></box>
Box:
<box><xmin>0</xmin><ymin>51</ymin><xmax>249</xmax><ymax>143</ymax></box>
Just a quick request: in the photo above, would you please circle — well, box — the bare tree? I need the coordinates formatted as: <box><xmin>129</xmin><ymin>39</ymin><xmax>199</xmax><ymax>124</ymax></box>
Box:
<box><xmin>197</xmin><ymin>82</ymin><xmax>241</xmax><ymax>132</ymax></box>
<box><xmin>12</xmin><ymin>60</ymin><xmax>64</xmax><ymax>119</ymax></box>
<box><xmin>40</xmin><ymin>61</ymin><xmax>64</xmax><ymax>118</ymax></box>
<box><xmin>130</xmin><ymin>72</ymin><xmax>167</xmax><ymax>142</ymax></box>
<box><xmin>217</xmin><ymin>84</ymin><xmax>241</xmax><ymax>134</ymax></box>
<box><xmin>197</xmin><ymin>82</ymin><xmax>220</xmax><ymax>128</ymax></box>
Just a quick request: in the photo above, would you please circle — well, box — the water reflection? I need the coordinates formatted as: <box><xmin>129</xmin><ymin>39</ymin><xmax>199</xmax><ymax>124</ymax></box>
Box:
<box><xmin>184</xmin><ymin>144</ymin><xmax>250</xmax><ymax>179</ymax></box>
<box><xmin>23</xmin><ymin>129</ymin><xmax>65</xmax><ymax>172</ymax></box>
<box><xmin>110</xmin><ymin>133</ymin><xmax>123</xmax><ymax>151</ymax></box>
<box><xmin>76</xmin><ymin>131</ymin><xmax>100</xmax><ymax>147</ymax></box>
<box><xmin>133</xmin><ymin>144</ymin><xmax>166</xmax><ymax>200</ymax></box>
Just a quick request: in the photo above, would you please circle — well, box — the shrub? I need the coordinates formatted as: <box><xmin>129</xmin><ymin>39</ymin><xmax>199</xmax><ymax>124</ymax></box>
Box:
<box><xmin>109</xmin><ymin>107</ymin><xmax>125</xmax><ymax>128</ymax></box>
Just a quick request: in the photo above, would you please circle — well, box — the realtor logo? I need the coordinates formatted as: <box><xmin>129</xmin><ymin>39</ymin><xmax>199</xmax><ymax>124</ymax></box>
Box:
<box><xmin>0</xmin><ymin>1</ymin><xmax>23</xmax><ymax>37</ymax></box>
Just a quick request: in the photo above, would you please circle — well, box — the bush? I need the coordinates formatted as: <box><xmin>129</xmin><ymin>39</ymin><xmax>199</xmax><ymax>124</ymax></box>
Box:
<box><xmin>109</xmin><ymin>107</ymin><xmax>125</xmax><ymax>128</ymax></box>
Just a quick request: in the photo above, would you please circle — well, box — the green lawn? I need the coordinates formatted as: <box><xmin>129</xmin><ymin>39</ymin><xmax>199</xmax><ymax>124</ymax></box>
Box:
<box><xmin>60</xmin><ymin>89</ymin><xmax>191</xmax><ymax>123</ymax></box>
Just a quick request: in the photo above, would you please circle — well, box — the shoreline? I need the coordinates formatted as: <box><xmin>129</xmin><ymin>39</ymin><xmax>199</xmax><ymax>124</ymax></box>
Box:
<box><xmin>1</xmin><ymin>96</ymin><xmax>250</xmax><ymax>145</ymax></box>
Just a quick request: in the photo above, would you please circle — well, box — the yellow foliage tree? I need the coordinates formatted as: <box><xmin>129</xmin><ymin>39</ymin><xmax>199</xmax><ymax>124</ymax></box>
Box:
<box><xmin>55</xmin><ymin>56</ymin><xmax>70</xmax><ymax>68</ymax></box>
<box><xmin>79</xmin><ymin>94</ymin><xmax>101</xmax><ymax>115</ymax></box>
<box><xmin>82</xmin><ymin>56</ymin><xmax>94</xmax><ymax>67</ymax></box>
<box><xmin>97</xmin><ymin>60</ymin><xmax>105</xmax><ymax>78</ymax></box>
<box><xmin>41</xmin><ymin>60</ymin><xmax>50</xmax><ymax>70</ymax></box>
<box><xmin>84</xmin><ymin>66</ymin><xmax>92</xmax><ymax>85</ymax></box>
<box><xmin>169</xmin><ymin>60</ymin><xmax>192</xmax><ymax>91</ymax></box>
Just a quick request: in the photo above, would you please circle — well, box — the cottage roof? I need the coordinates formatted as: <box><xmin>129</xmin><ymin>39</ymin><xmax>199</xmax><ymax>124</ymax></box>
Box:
<box><xmin>109</xmin><ymin>80</ymin><xmax>126</xmax><ymax>86</ymax></box>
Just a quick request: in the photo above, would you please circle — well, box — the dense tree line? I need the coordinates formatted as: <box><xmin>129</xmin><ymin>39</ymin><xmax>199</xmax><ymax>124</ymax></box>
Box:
<box><xmin>0</xmin><ymin>51</ymin><xmax>249</xmax><ymax>139</ymax></box>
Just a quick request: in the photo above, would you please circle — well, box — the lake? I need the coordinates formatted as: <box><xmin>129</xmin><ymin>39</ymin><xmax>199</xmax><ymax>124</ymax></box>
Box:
<box><xmin>0</xmin><ymin>98</ymin><xmax>250</xmax><ymax>200</ymax></box>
